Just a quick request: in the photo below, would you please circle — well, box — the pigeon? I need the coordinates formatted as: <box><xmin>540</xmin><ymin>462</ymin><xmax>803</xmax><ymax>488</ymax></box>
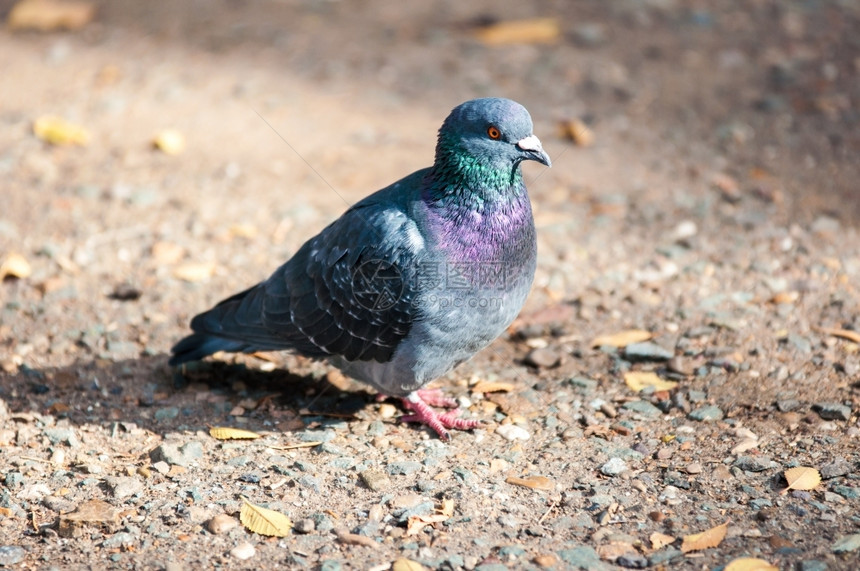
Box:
<box><xmin>170</xmin><ymin>97</ymin><xmax>551</xmax><ymax>439</ymax></box>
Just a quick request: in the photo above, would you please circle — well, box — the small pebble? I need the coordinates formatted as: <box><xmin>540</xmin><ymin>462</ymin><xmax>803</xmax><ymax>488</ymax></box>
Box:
<box><xmin>624</xmin><ymin>342</ymin><xmax>674</xmax><ymax>361</ymax></box>
<box><xmin>525</xmin><ymin>348</ymin><xmax>560</xmax><ymax>368</ymax></box>
<box><xmin>688</xmin><ymin>405</ymin><xmax>724</xmax><ymax>421</ymax></box>
<box><xmin>230</xmin><ymin>542</ymin><xmax>256</xmax><ymax>560</ymax></box>
<box><xmin>152</xmin><ymin>461</ymin><xmax>170</xmax><ymax>475</ymax></box>
<box><xmin>832</xmin><ymin>533</ymin><xmax>860</xmax><ymax>553</ymax></box>
<box><xmin>360</xmin><ymin>469</ymin><xmax>391</xmax><ymax>491</ymax></box>
<box><xmin>812</xmin><ymin>402</ymin><xmax>852</xmax><ymax>421</ymax></box>
<box><xmin>734</xmin><ymin>456</ymin><xmax>774</xmax><ymax>472</ymax></box>
<box><xmin>617</xmin><ymin>553</ymin><xmax>649</xmax><ymax>568</ymax></box>
<box><xmin>206</xmin><ymin>514</ymin><xmax>238</xmax><ymax>534</ymax></box>
<box><xmin>622</xmin><ymin>400</ymin><xmax>662</xmax><ymax>418</ymax></box>
<box><xmin>685</xmin><ymin>462</ymin><xmax>703</xmax><ymax>474</ymax></box>
<box><xmin>378</xmin><ymin>403</ymin><xmax>397</xmax><ymax>419</ymax></box>
<box><xmin>390</xmin><ymin>494</ymin><xmax>427</xmax><ymax>509</ymax></box>
<box><xmin>600</xmin><ymin>458</ymin><xmax>627</xmax><ymax>476</ymax></box>
<box><xmin>496</xmin><ymin>424</ymin><xmax>530</xmax><ymax>441</ymax></box>
<box><xmin>0</xmin><ymin>545</ymin><xmax>26</xmax><ymax>566</ymax></box>
<box><xmin>294</xmin><ymin>518</ymin><xmax>316</xmax><ymax>534</ymax></box>
<box><xmin>387</xmin><ymin>461</ymin><xmax>422</xmax><ymax>476</ymax></box>
<box><xmin>820</xmin><ymin>458</ymin><xmax>851</xmax><ymax>480</ymax></box>
<box><xmin>104</xmin><ymin>476</ymin><xmax>143</xmax><ymax>500</ymax></box>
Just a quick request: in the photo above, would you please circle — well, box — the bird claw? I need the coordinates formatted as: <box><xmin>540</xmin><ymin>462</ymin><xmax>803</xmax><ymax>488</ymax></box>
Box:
<box><xmin>414</xmin><ymin>388</ymin><xmax>459</xmax><ymax>409</ymax></box>
<box><xmin>400</xmin><ymin>391</ymin><xmax>480</xmax><ymax>440</ymax></box>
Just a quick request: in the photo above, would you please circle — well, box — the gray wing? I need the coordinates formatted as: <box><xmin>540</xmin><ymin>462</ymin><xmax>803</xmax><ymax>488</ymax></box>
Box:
<box><xmin>171</xmin><ymin>202</ymin><xmax>425</xmax><ymax>365</ymax></box>
<box><xmin>262</xmin><ymin>203</ymin><xmax>424</xmax><ymax>361</ymax></box>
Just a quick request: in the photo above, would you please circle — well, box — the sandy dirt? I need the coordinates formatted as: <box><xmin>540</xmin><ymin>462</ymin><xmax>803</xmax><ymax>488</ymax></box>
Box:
<box><xmin>1</xmin><ymin>1</ymin><xmax>859</xmax><ymax>569</ymax></box>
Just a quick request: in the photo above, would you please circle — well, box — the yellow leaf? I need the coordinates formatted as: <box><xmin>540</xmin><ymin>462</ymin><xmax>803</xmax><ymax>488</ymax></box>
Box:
<box><xmin>472</xmin><ymin>380</ymin><xmax>516</xmax><ymax>393</ymax></box>
<box><xmin>406</xmin><ymin>513</ymin><xmax>449</xmax><ymax>536</ymax></box>
<box><xmin>209</xmin><ymin>427</ymin><xmax>261</xmax><ymax>440</ymax></box>
<box><xmin>439</xmin><ymin>499</ymin><xmax>454</xmax><ymax>517</ymax></box>
<box><xmin>173</xmin><ymin>261</ymin><xmax>216</xmax><ymax>282</ymax></box>
<box><xmin>559</xmin><ymin>118</ymin><xmax>594</xmax><ymax>147</ymax></box>
<box><xmin>724</xmin><ymin>557</ymin><xmax>779</xmax><ymax>571</ymax></box>
<box><xmin>624</xmin><ymin>371</ymin><xmax>678</xmax><ymax>392</ymax></box>
<box><xmin>153</xmin><ymin>129</ymin><xmax>186</xmax><ymax>155</ymax></box>
<box><xmin>393</xmin><ymin>558</ymin><xmax>427</xmax><ymax>571</ymax></box>
<box><xmin>771</xmin><ymin>291</ymin><xmax>799</xmax><ymax>304</ymax></box>
<box><xmin>505</xmin><ymin>475</ymin><xmax>555</xmax><ymax>491</ymax></box>
<box><xmin>782</xmin><ymin>466</ymin><xmax>821</xmax><ymax>493</ymax></box>
<box><xmin>151</xmin><ymin>241</ymin><xmax>185</xmax><ymax>264</ymax></box>
<box><xmin>0</xmin><ymin>253</ymin><xmax>32</xmax><ymax>279</ymax></box>
<box><xmin>680</xmin><ymin>520</ymin><xmax>729</xmax><ymax>553</ymax></box>
<box><xmin>33</xmin><ymin>115</ymin><xmax>90</xmax><ymax>146</ymax></box>
<box><xmin>8</xmin><ymin>0</ymin><xmax>95</xmax><ymax>31</ymax></box>
<box><xmin>474</xmin><ymin>18</ymin><xmax>560</xmax><ymax>46</ymax></box>
<box><xmin>814</xmin><ymin>326</ymin><xmax>860</xmax><ymax>344</ymax></box>
<box><xmin>229</xmin><ymin>223</ymin><xmax>258</xmax><ymax>239</ymax></box>
<box><xmin>650</xmin><ymin>532</ymin><xmax>675</xmax><ymax>550</ymax></box>
<box><xmin>591</xmin><ymin>329</ymin><xmax>652</xmax><ymax>348</ymax></box>
<box><xmin>239</xmin><ymin>498</ymin><xmax>292</xmax><ymax>537</ymax></box>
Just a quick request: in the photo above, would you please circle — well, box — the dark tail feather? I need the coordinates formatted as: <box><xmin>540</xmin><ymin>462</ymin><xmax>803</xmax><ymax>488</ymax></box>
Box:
<box><xmin>169</xmin><ymin>284</ymin><xmax>284</xmax><ymax>366</ymax></box>
<box><xmin>168</xmin><ymin>333</ymin><xmax>246</xmax><ymax>366</ymax></box>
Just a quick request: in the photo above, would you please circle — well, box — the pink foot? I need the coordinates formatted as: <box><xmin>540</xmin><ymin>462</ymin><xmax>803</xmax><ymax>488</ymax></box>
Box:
<box><xmin>400</xmin><ymin>391</ymin><xmax>480</xmax><ymax>441</ymax></box>
<box><xmin>414</xmin><ymin>388</ymin><xmax>459</xmax><ymax>408</ymax></box>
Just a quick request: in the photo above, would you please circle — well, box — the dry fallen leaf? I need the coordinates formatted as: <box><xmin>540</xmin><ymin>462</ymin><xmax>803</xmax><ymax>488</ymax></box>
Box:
<box><xmin>152</xmin><ymin>129</ymin><xmax>186</xmax><ymax>155</ymax></box>
<box><xmin>472</xmin><ymin>380</ymin><xmax>516</xmax><ymax>393</ymax></box>
<box><xmin>150</xmin><ymin>241</ymin><xmax>185</xmax><ymax>264</ymax></box>
<box><xmin>209</xmin><ymin>427</ymin><xmax>261</xmax><ymax>440</ymax></box>
<box><xmin>782</xmin><ymin>466</ymin><xmax>821</xmax><ymax>494</ymax></box>
<box><xmin>650</xmin><ymin>531</ymin><xmax>675</xmax><ymax>550</ymax></box>
<box><xmin>8</xmin><ymin>0</ymin><xmax>95</xmax><ymax>31</ymax></box>
<box><xmin>58</xmin><ymin>499</ymin><xmax>120</xmax><ymax>538</ymax></box>
<box><xmin>0</xmin><ymin>253</ymin><xmax>32</xmax><ymax>279</ymax></box>
<box><xmin>439</xmin><ymin>499</ymin><xmax>455</xmax><ymax>518</ymax></box>
<box><xmin>229</xmin><ymin>223</ymin><xmax>258</xmax><ymax>239</ymax></box>
<box><xmin>239</xmin><ymin>498</ymin><xmax>292</xmax><ymax>537</ymax></box>
<box><xmin>474</xmin><ymin>18</ymin><xmax>560</xmax><ymax>45</ymax></box>
<box><xmin>173</xmin><ymin>261</ymin><xmax>216</xmax><ymax>282</ymax></box>
<box><xmin>559</xmin><ymin>118</ymin><xmax>595</xmax><ymax>147</ymax></box>
<box><xmin>406</xmin><ymin>513</ymin><xmax>449</xmax><ymax>536</ymax></box>
<box><xmin>680</xmin><ymin>520</ymin><xmax>729</xmax><ymax>553</ymax></box>
<box><xmin>533</xmin><ymin>554</ymin><xmax>558</xmax><ymax>568</ymax></box>
<box><xmin>405</xmin><ymin>499</ymin><xmax>455</xmax><ymax>535</ymax></box>
<box><xmin>771</xmin><ymin>291</ymin><xmax>799</xmax><ymax>304</ymax></box>
<box><xmin>392</xmin><ymin>558</ymin><xmax>427</xmax><ymax>571</ymax></box>
<box><xmin>333</xmin><ymin>527</ymin><xmax>378</xmax><ymax>547</ymax></box>
<box><xmin>814</xmin><ymin>326</ymin><xmax>860</xmax><ymax>345</ymax></box>
<box><xmin>33</xmin><ymin>116</ymin><xmax>90</xmax><ymax>146</ymax></box>
<box><xmin>624</xmin><ymin>371</ymin><xmax>678</xmax><ymax>392</ymax></box>
<box><xmin>597</xmin><ymin>541</ymin><xmax>636</xmax><ymax>561</ymax></box>
<box><xmin>591</xmin><ymin>329</ymin><xmax>652</xmax><ymax>348</ymax></box>
<box><xmin>505</xmin><ymin>475</ymin><xmax>555</xmax><ymax>491</ymax></box>
<box><xmin>731</xmin><ymin>438</ymin><xmax>759</xmax><ymax>455</ymax></box>
<box><xmin>266</xmin><ymin>441</ymin><xmax>321</xmax><ymax>450</ymax></box>
<box><xmin>724</xmin><ymin>557</ymin><xmax>779</xmax><ymax>571</ymax></box>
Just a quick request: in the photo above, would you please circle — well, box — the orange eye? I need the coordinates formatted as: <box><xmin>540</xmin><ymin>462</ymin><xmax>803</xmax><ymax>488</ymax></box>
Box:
<box><xmin>487</xmin><ymin>126</ymin><xmax>501</xmax><ymax>140</ymax></box>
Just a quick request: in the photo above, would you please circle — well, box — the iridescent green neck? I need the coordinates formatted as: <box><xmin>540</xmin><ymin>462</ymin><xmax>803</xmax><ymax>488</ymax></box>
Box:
<box><xmin>424</xmin><ymin>144</ymin><xmax>524</xmax><ymax>210</ymax></box>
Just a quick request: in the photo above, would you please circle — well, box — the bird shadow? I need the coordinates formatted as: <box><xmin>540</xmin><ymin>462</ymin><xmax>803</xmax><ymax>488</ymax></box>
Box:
<box><xmin>0</xmin><ymin>355</ymin><xmax>372</xmax><ymax>436</ymax></box>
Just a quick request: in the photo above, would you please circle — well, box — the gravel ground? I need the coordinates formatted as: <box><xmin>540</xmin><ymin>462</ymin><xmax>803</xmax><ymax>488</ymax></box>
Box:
<box><xmin>1</xmin><ymin>1</ymin><xmax>859</xmax><ymax>569</ymax></box>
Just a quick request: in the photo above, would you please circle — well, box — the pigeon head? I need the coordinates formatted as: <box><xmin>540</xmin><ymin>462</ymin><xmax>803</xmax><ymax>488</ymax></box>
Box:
<box><xmin>433</xmin><ymin>98</ymin><xmax>551</xmax><ymax>189</ymax></box>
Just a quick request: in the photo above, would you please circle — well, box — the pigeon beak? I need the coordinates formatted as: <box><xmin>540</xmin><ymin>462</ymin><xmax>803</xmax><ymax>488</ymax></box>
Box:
<box><xmin>516</xmin><ymin>134</ymin><xmax>551</xmax><ymax>167</ymax></box>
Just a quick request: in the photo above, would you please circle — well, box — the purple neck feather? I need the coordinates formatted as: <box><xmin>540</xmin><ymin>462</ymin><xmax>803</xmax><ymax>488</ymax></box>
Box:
<box><xmin>422</xmin><ymin>185</ymin><xmax>535</xmax><ymax>263</ymax></box>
